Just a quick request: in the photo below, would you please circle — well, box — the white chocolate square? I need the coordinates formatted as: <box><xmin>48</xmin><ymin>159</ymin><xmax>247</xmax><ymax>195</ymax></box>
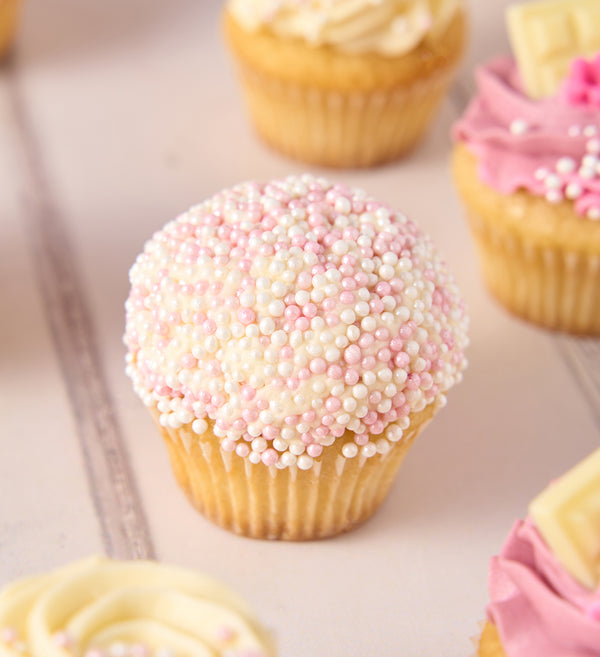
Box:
<box><xmin>507</xmin><ymin>0</ymin><xmax>600</xmax><ymax>98</ymax></box>
<box><xmin>529</xmin><ymin>448</ymin><xmax>600</xmax><ymax>589</ymax></box>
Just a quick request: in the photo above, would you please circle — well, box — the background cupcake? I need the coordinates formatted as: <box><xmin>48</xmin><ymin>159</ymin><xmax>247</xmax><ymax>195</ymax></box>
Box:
<box><xmin>223</xmin><ymin>0</ymin><xmax>467</xmax><ymax>168</ymax></box>
<box><xmin>0</xmin><ymin>0</ymin><xmax>22</xmax><ymax>59</ymax></box>
<box><xmin>0</xmin><ymin>556</ymin><xmax>275</xmax><ymax>656</ymax></box>
<box><xmin>477</xmin><ymin>448</ymin><xmax>600</xmax><ymax>657</ymax></box>
<box><xmin>452</xmin><ymin>2</ymin><xmax>600</xmax><ymax>334</ymax></box>
<box><xmin>124</xmin><ymin>174</ymin><xmax>469</xmax><ymax>541</ymax></box>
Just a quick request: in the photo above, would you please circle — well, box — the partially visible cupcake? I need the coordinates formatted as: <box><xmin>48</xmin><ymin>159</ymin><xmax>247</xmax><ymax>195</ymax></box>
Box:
<box><xmin>0</xmin><ymin>0</ymin><xmax>22</xmax><ymax>60</ymax></box>
<box><xmin>124</xmin><ymin>174</ymin><xmax>469</xmax><ymax>540</ymax></box>
<box><xmin>223</xmin><ymin>0</ymin><xmax>467</xmax><ymax>168</ymax></box>
<box><xmin>453</xmin><ymin>44</ymin><xmax>600</xmax><ymax>333</ymax></box>
<box><xmin>0</xmin><ymin>556</ymin><xmax>275</xmax><ymax>656</ymax></box>
<box><xmin>477</xmin><ymin>448</ymin><xmax>600</xmax><ymax>657</ymax></box>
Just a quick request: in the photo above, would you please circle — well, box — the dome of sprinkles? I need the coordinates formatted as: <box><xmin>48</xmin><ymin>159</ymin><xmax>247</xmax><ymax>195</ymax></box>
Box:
<box><xmin>124</xmin><ymin>175</ymin><xmax>469</xmax><ymax>470</ymax></box>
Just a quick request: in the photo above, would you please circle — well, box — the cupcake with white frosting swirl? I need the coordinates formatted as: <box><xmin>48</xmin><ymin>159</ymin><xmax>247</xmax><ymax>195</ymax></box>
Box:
<box><xmin>124</xmin><ymin>175</ymin><xmax>469</xmax><ymax>540</ymax></box>
<box><xmin>0</xmin><ymin>557</ymin><xmax>275</xmax><ymax>657</ymax></box>
<box><xmin>223</xmin><ymin>0</ymin><xmax>467</xmax><ymax>168</ymax></box>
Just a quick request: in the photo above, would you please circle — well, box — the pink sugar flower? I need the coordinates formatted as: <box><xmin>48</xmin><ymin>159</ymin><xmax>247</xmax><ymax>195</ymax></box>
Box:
<box><xmin>561</xmin><ymin>53</ymin><xmax>600</xmax><ymax>109</ymax></box>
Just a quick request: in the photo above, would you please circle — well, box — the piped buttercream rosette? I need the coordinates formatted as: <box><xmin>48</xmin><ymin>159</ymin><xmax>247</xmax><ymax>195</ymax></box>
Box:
<box><xmin>227</xmin><ymin>0</ymin><xmax>462</xmax><ymax>56</ymax></box>
<box><xmin>0</xmin><ymin>557</ymin><xmax>274</xmax><ymax>657</ymax></box>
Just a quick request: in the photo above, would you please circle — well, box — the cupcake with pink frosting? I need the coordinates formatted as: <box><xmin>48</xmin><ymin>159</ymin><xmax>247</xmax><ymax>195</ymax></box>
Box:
<box><xmin>452</xmin><ymin>54</ymin><xmax>600</xmax><ymax>334</ymax></box>
<box><xmin>477</xmin><ymin>449</ymin><xmax>600</xmax><ymax>657</ymax></box>
<box><xmin>478</xmin><ymin>519</ymin><xmax>600</xmax><ymax>657</ymax></box>
<box><xmin>124</xmin><ymin>174</ymin><xmax>469</xmax><ymax>540</ymax></box>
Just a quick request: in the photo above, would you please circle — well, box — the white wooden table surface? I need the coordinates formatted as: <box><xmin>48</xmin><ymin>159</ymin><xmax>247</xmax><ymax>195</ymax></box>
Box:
<box><xmin>1</xmin><ymin>1</ymin><xmax>598</xmax><ymax>655</ymax></box>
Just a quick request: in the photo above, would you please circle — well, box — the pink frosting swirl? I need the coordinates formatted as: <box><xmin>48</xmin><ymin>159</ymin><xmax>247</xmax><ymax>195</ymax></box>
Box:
<box><xmin>453</xmin><ymin>57</ymin><xmax>600</xmax><ymax>220</ymax></box>
<box><xmin>488</xmin><ymin>518</ymin><xmax>600</xmax><ymax>657</ymax></box>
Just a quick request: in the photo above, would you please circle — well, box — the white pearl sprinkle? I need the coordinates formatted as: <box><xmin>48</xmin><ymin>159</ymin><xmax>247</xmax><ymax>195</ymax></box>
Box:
<box><xmin>544</xmin><ymin>174</ymin><xmax>562</xmax><ymax>189</ymax></box>
<box><xmin>334</xmin><ymin>335</ymin><xmax>349</xmax><ymax>349</ymax></box>
<box><xmin>363</xmin><ymin>371</ymin><xmax>376</xmax><ymax>386</ymax></box>
<box><xmin>588</xmin><ymin>138</ymin><xmax>600</xmax><ymax>154</ymax></box>
<box><xmin>289</xmin><ymin>440</ymin><xmax>305</xmax><ymax>456</ymax></box>
<box><xmin>340</xmin><ymin>309</ymin><xmax>356</xmax><ymax>324</ymax></box>
<box><xmin>343</xmin><ymin>398</ymin><xmax>357</xmax><ymax>412</ymax></box>
<box><xmin>342</xmin><ymin>443</ymin><xmax>358</xmax><ymax>458</ymax></box>
<box><xmin>334</xmin><ymin>197</ymin><xmax>352</xmax><ymax>214</ymax></box>
<box><xmin>379</xmin><ymin>264</ymin><xmax>395</xmax><ymax>280</ymax></box>
<box><xmin>325</xmin><ymin>347</ymin><xmax>341</xmax><ymax>362</ymax></box>
<box><xmin>362</xmin><ymin>443</ymin><xmax>377</xmax><ymax>458</ymax></box>
<box><xmin>259</xmin><ymin>318</ymin><xmax>275</xmax><ymax>335</ymax></box>
<box><xmin>248</xmin><ymin>451</ymin><xmax>261</xmax><ymax>465</ymax></box>
<box><xmin>565</xmin><ymin>183</ymin><xmax>583</xmax><ymax>200</ymax></box>
<box><xmin>555</xmin><ymin>157</ymin><xmax>576</xmax><ymax>174</ymax></box>
<box><xmin>376</xmin><ymin>439</ymin><xmax>391</xmax><ymax>454</ymax></box>
<box><xmin>295</xmin><ymin>290</ymin><xmax>310</xmax><ymax>305</ymax></box>
<box><xmin>239</xmin><ymin>292</ymin><xmax>255</xmax><ymax>307</ymax></box>
<box><xmin>297</xmin><ymin>455</ymin><xmax>314</xmax><ymax>470</ymax></box>
<box><xmin>361</xmin><ymin>316</ymin><xmax>377</xmax><ymax>332</ymax></box>
<box><xmin>583</xmin><ymin>154</ymin><xmax>598</xmax><ymax>168</ymax></box>
<box><xmin>353</xmin><ymin>384</ymin><xmax>368</xmax><ymax>399</ymax></box>
<box><xmin>509</xmin><ymin>118</ymin><xmax>529</xmax><ymax>135</ymax></box>
<box><xmin>332</xmin><ymin>240</ymin><xmax>349</xmax><ymax>256</ymax></box>
<box><xmin>280</xmin><ymin>452</ymin><xmax>297</xmax><ymax>467</ymax></box>
<box><xmin>387</xmin><ymin>425</ymin><xmax>403</xmax><ymax>442</ymax></box>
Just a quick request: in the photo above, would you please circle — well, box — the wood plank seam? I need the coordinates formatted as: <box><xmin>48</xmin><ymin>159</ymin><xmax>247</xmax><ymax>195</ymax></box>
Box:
<box><xmin>6</xmin><ymin>61</ymin><xmax>155</xmax><ymax>560</ymax></box>
<box><xmin>556</xmin><ymin>336</ymin><xmax>600</xmax><ymax>433</ymax></box>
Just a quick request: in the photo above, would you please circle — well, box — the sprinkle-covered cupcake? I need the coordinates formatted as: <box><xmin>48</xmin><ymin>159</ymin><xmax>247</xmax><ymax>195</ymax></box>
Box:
<box><xmin>452</xmin><ymin>2</ymin><xmax>600</xmax><ymax>334</ymax></box>
<box><xmin>0</xmin><ymin>0</ymin><xmax>22</xmax><ymax>59</ymax></box>
<box><xmin>0</xmin><ymin>556</ymin><xmax>275</xmax><ymax>656</ymax></box>
<box><xmin>477</xmin><ymin>448</ymin><xmax>600</xmax><ymax>657</ymax></box>
<box><xmin>223</xmin><ymin>0</ymin><xmax>467</xmax><ymax>168</ymax></box>
<box><xmin>125</xmin><ymin>174</ymin><xmax>469</xmax><ymax>540</ymax></box>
